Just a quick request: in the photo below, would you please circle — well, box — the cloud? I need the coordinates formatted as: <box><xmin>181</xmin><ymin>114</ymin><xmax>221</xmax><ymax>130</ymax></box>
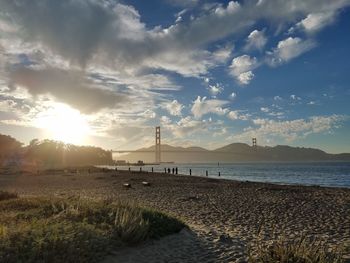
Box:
<box><xmin>267</xmin><ymin>37</ymin><xmax>316</xmax><ymax>65</ymax></box>
<box><xmin>1</xmin><ymin>0</ymin><xmax>349</xmax><ymax>148</ymax></box>
<box><xmin>244</xmin><ymin>29</ymin><xmax>267</xmax><ymax>51</ymax></box>
<box><xmin>163</xmin><ymin>100</ymin><xmax>184</xmax><ymax>116</ymax></box>
<box><xmin>296</xmin><ymin>12</ymin><xmax>335</xmax><ymax>33</ymax></box>
<box><xmin>191</xmin><ymin>96</ymin><xmax>228</xmax><ymax>118</ymax></box>
<box><xmin>227</xmin><ymin>110</ymin><xmax>250</xmax><ymax>121</ymax></box>
<box><xmin>0</xmin><ymin>0</ymin><xmax>237</xmax><ymax>78</ymax></box>
<box><xmin>232</xmin><ymin>115</ymin><xmax>347</xmax><ymax>143</ymax></box>
<box><xmin>260</xmin><ymin>107</ymin><xmax>270</xmax><ymax>113</ymax></box>
<box><xmin>161</xmin><ymin>115</ymin><xmax>211</xmax><ymax>138</ymax></box>
<box><xmin>212</xmin><ymin>45</ymin><xmax>233</xmax><ymax>63</ymax></box>
<box><xmin>229</xmin><ymin>55</ymin><xmax>258</xmax><ymax>85</ymax></box>
<box><xmin>9</xmin><ymin>67</ymin><xmax>128</xmax><ymax>114</ymax></box>
<box><xmin>1</xmin><ymin>0</ymin><xmax>348</xmax><ymax>79</ymax></box>
<box><xmin>208</xmin><ymin>84</ymin><xmax>223</xmax><ymax>96</ymax></box>
<box><xmin>229</xmin><ymin>92</ymin><xmax>237</xmax><ymax>100</ymax></box>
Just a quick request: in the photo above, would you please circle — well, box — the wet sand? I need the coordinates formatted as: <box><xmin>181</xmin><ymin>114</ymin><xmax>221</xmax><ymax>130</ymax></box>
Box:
<box><xmin>1</xmin><ymin>168</ymin><xmax>350</xmax><ymax>262</ymax></box>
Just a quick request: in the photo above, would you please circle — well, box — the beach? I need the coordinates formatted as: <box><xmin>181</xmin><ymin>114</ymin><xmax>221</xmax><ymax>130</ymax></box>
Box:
<box><xmin>1</xmin><ymin>168</ymin><xmax>350</xmax><ymax>262</ymax></box>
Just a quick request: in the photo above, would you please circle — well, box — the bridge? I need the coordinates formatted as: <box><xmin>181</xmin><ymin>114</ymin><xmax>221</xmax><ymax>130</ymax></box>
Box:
<box><xmin>112</xmin><ymin>126</ymin><xmax>162</xmax><ymax>163</ymax></box>
<box><xmin>112</xmin><ymin>127</ymin><xmax>258</xmax><ymax>163</ymax></box>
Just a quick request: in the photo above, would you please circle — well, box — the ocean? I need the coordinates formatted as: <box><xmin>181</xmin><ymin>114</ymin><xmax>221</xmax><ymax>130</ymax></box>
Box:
<box><xmin>108</xmin><ymin>162</ymin><xmax>350</xmax><ymax>188</ymax></box>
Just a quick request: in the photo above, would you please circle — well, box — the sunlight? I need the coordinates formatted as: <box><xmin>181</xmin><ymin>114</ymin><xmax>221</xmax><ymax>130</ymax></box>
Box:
<box><xmin>34</xmin><ymin>103</ymin><xmax>90</xmax><ymax>145</ymax></box>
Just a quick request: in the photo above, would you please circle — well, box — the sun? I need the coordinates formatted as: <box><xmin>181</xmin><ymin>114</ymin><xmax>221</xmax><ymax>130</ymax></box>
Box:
<box><xmin>34</xmin><ymin>103</ymin><xmax>90</xmax><ymax>145</ymax></box>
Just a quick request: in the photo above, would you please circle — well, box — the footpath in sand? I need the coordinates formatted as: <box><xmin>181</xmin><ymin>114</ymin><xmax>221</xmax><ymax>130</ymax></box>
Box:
<box><xmin>1</xmin><ymin>169</ymin><xmax>350</xmax><ymax>262</ymax></box>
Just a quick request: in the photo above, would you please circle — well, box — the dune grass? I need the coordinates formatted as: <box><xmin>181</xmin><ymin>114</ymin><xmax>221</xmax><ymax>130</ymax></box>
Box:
<box><xmin>248</xmin><ymin>235</ymin><xmax>344</xmax><ymax>263</ymax></box>
<box><xmin>0</xmin><ymin>191</ymin><xmax>17</xmax><ymax>201</ymax></box>
<box><xmin>0</xmin><ymin>192</ymin><xmax>184</xmax><ymax>263</ymax></box>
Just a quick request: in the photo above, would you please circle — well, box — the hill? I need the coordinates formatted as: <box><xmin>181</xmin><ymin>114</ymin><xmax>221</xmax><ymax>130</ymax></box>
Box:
<box><xmin>120</xmin><ymin>143</ymin><xmax>350</xmax><ymax>163</ymax></box>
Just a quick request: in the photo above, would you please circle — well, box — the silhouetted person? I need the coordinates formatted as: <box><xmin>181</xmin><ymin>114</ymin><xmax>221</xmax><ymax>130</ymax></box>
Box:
<box><xmin>152</xmin><ymin>167</ymin><xmax>154</xmax><ymax>173</ymax></box>
<box><xmin>206</xmin><ymin>170</ymin><xmax>208</xmax><ymax>176</ymax></box>
<box><xmin>168</xmin><ymin>168</ymin><xmax>170</xmax><ymax>174</ymax></box>
<box><xmin>189</xmin><ymin>169</ymin><xmax>192</xmax><ymax>175</ymax></box>
<box><xmin>164</xmin><ymin>168</ymin><xmax>166</xmax><ymax>173</ymax></box>
<box><xmin>175</xmin><ymin>167</ymin><xmax>178</xmax><ymax>174</ymax></box>
<box><xmin>172</xmin><ymin>168</ymin><xmax>174</xmax><ymax>174</ymax></box>
<box><xmin>219</xmin><ymin>172</ymin><xmax>221</xmax><ymax>177</ymax></box>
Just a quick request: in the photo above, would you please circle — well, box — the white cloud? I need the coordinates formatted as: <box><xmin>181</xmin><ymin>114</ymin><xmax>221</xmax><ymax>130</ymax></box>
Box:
<box><xmin>232</xmin><ymin>115</ymin><xmax>347</xmax><ymax>143</ymax></box>
<box><xmin>214</xmin><ymin>1</ymin><xmax>241</xmax><ymax>16</ymax></box>
<box><xmin>191</xmin><ymin>96</ymin><xmax>228</xmax><ymax>118</ymax></box>
<box><xmin>245</xmin><ymin>29</ymin><xmax>267</xmax><ymax>51</ymax></box>
<box><xmin>229</xmin><ymin>55</ymin><xmax>258</xmax><ymax>85</ymax></box>
<box><xmin>162</xmin><ymin>115</ymin><xmax>211</xmax><ymax>138</ymax></box>
<box><xmin>296</xmin><ymin>12</ymin><xmax>335</xmax><ymax>33</ymax></box>
<box><xmin>160</xmin><ymin>115</ymin><xmax>172</xmax><ymax>124</ymax></box>
<box><xmin>1</xmin><ymin>0</ymin><xmax>350</xmax><ymax>149</ymax></box>
<box><xmin>230</xmin><ymin>92</ymin><xmax>237</xmax><ymax>100</ymax></box>
<box><xmin>208</xmin><ymin>84</ymin><xmax>223</xmax><ymax>96</ymax></box>
<box><xmin>290</xmin><ymin>94</ymin><xmax>301</xmax><ymax>100</ymax></box>
<box><xmin>227</xmin><ymin>110</ymin><xmax>250</xmax><ymax>121</ymax></box>
<box><xmin>274</xmin><ymin>95</ymin><xmax>283</xmax><ymax>101</ymax></box>
<box><xmin>260</xmin><ymin>107</ymin><xmax>269</xmax><ymax>113</ymax></box>
<box><xmin>268</xmin><ymin>37</ymin><xmax>316</xmax><ymax>65</ymax></box>
<box><xmin>212</xmin><ymin>45</ymin><xmax>233</xmax><ymax>63</ymax></box>
<box><xmin>237</xmin><ymin>71</ymin><xmax>255</xmax><ymax>85</ymax></box>
<box><xmin>163</xmin><ymin>100</ymin><xmax>184</xmax><ymax>116</ymax></box>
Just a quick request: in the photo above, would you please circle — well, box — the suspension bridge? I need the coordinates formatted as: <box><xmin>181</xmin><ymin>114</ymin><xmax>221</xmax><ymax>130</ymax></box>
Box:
<box><xmin>112</xmin><ymin>127</ymin><xmax>258</xmax><ymax>163</ymax></box>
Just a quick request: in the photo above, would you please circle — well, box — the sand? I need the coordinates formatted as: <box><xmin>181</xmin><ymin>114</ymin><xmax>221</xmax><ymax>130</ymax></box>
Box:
<box><xmin>1</xmin><ymin>168</ymin><xmax>350</xmax><ymax>262</ymax></box>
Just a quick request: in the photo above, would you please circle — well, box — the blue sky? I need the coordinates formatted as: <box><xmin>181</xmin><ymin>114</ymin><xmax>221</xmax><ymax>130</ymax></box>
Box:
<box><xmin>0</xmin><ymin>0</ymin><xmax>349</xmax><ymax>153</ymax></box>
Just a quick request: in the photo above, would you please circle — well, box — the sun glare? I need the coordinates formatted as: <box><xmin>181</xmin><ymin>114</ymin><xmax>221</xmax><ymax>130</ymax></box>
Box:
<box><xmin>34</xmin><ymin>103</ymin><xmax>90</xmax><ymax>145</ymax></box>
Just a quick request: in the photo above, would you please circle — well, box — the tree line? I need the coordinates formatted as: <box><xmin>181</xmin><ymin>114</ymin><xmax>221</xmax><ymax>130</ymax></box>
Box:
<box><xmin>0</xmin><ymin>134</ymin><xmax>113</xmax><ymax>168</ymax></box>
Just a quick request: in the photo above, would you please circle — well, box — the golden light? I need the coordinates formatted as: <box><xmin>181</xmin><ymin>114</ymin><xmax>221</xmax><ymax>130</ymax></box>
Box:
<box><xmin>34</xmin><ymin>103</ymin><xmax>90</xmax><ymax>145</ymax></box>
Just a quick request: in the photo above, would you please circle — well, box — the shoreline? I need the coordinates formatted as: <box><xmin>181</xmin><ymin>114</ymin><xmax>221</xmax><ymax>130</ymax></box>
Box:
<box><xmin>101</xmin><ymin>164</ymin><xmax>350</xmax><ymax>189</ymax></box>
<box><xmin>1</xmin><ymin>168</ymin><xmax>350</xmax><ymax>262</ymax></box>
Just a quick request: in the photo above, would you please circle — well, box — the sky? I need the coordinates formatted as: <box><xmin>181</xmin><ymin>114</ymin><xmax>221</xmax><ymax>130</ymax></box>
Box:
<box><xmin>0</xmin><ymin>0</ymin><xmax>350</xmax><ymax>153</ymax></box>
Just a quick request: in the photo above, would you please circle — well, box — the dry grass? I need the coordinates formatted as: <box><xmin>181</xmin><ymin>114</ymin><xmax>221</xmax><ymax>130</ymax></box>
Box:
<box><xmin>0</xmin><ymin>191</ymin><xmax>17</xmax><ymax>201</ymax></box>
<box><xmin>249</xmin><ymin>236</ymin><xmax>344</xmax><ymax>263</ymax></box>
<box><xmin>248</xmin><ymin>223</ymin><xmax>344</xmax><ymax>263</ymax></box>
<box><xmin>0</xmin><ymin>193</ymin><xmax>184</xmax><ymax>263</ymax></box>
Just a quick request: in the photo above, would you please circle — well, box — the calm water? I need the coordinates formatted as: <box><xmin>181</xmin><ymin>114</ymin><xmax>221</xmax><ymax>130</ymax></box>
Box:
<box><xmin>106</xmin><ymin>162</ymin><xmax>350</xmax><ymax>188</ymax></box>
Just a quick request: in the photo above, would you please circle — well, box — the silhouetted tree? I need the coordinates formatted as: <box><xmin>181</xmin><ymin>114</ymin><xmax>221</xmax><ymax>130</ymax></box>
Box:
<box><xmin>0</xmin><ymin>134</ymin><xmax>22</xmax><ymax>165</ymax></box>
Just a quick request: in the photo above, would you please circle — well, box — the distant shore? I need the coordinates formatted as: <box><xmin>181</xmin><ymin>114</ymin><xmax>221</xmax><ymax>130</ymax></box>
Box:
<box><xmin>1</xmin><ymin>167</ymin><xmax>349</xmax><ymax>262</ymax></box>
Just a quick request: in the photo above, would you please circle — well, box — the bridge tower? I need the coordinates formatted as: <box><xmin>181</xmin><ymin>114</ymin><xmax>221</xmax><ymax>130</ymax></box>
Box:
<box><xmin>252</xmin><ymin>137</ymin><xmax>257</xmax><ymax>151</ymax></box>
<box><xmin>155</xmin><ymin>126</ymin><xmax>161</xmax><ymax>163</ymax></box>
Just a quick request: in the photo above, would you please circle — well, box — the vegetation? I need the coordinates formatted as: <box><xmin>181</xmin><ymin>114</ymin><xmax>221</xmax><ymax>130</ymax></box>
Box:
<box><xmin>248</xmin><ymin>235</ymin><xmax>344</xmax><ymax>263</ymax></box>
<box><xmin>24</xmin><ymin>139</ymin><xmax>114</xmax><ymax>167</ymax></box>
<box><xmin>0</xmin><ymin>191</ymin><xmax>18</xmax><ymax>202</ymax></box>
<box><xmin>0</xmin><ymin>193</ymin><xmax>184</xmax><ymax>263</ymax></box>
<box><xmin>0</xmin><ymin>134</ymin><xmax>114</xmax><ymax>167</ymax></box>
<box><xmin>0</xmin><ymin>134</ymin><xmax>22</xmax><ymax>165</ymax></box>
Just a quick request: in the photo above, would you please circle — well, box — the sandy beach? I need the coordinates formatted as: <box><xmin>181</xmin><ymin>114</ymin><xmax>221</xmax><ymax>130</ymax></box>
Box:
<box><xmin>1</xmin><ymin>168</ymin><xmax>350</xmax><ymax>262</ymax></box>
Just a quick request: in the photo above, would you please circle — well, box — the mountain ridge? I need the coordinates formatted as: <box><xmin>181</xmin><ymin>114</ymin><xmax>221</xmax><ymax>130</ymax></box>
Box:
<box><xmin>121</xmin><ymin>143</ymin><xmax>350</xmax><ymax>163</ymax></box>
